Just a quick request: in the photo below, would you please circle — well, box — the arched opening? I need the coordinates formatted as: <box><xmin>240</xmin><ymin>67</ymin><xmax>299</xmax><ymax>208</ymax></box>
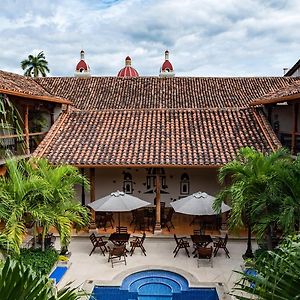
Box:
<box><xmin>180</xmin><ymin>173</ymin><xmax>189</xmax><ymax>195</ymax></box>
<box><xmin>123</xmin><ymin>172</ymin><xmax>133</xmax><ymax>194</ymax></box>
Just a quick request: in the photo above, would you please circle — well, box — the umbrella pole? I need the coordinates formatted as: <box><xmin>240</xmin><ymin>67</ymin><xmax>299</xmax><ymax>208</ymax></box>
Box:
<box><xmin>118</xmin><ymin>212</ymin><xmax>121</xmax><ymax>228</ymax></box>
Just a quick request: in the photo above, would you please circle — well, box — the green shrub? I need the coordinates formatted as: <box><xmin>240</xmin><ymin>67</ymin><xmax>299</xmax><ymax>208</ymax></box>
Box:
<box><xmin>18</xmin><ymin>248</ymin><xmax>58</xmax><ymax>275</ymax></box>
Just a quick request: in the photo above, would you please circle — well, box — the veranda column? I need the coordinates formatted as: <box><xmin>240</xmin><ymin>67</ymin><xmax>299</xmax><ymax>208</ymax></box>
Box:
<box><xmin>291</xmin><ymin>103</ymin><xmax>299</xmax><ymax>155</ymax></box>
<box><xmin>154</xmin><ymin>169</ymin><xmax>162</xmax><ymax>233</ymax></box>
<box><xmin>24</xmin><ymin>105</ymin><xmax>30</xmax><ymax>155</ymax></box>
<box><xmin>81</xmin><ymin>168</ymin><xmax>86</xmax><ymax>206</ymax></box>
<box><xmin>89</xmin><ymin>167</ymin><xmax>96</xmax><ymax>229</ymax></box>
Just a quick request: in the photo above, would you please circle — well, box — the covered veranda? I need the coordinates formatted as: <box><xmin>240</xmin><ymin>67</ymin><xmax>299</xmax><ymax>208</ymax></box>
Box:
<box><xmin>78</xmin><ymin>165</ymin><xmax>228</xmax><ymax>235</ymax></box>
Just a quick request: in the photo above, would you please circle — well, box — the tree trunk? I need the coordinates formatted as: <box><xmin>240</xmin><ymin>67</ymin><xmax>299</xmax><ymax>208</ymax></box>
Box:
<box><xmin>243</xmin><ymin>223</ymin><xmax>254</xmax><ymax>259</ymax></box>
<box><xmin>33</xmin><ymin>223</ymin><xmax>38</xmax><ymax>249</ymax></box>
<box><xmin>266</xmin><ymin>225</ymin><xmax>273</xmax><ymax>250</ymax></box>
<box><xmin>41</xmin><ymin>227</ymin><xmax>46</xmax><ymax>252</ymax></box>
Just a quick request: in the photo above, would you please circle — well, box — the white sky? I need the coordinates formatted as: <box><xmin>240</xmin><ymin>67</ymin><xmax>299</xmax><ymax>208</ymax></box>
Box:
<box><xmin>1</xmin><ymin>0</ymin><xmax>300</xmax><ymax>77</ymax></box>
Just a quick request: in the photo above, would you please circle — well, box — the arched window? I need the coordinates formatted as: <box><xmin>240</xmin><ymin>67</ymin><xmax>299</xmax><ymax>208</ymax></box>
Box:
<box><xmin>123</xmin><ymin>172</ymin><xmax>133</xmax><ymax>194</ymax></box>
<box><xmin>180</xmin><ymin>173</ymin><xmax>189</xmax><ymax>195</ymax></box>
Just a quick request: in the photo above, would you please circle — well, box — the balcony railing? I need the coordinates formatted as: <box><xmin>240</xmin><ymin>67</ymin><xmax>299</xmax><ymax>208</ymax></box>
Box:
<box><xmin>0</xmin><ymin>131</ymin><xmax>48</xmax><ymax>159</ymax></box>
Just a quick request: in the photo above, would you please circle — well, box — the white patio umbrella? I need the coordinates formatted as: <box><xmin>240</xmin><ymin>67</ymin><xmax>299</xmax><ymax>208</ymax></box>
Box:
<box><xmin>170</xmin><ymin>191</ymin><xmax>231</xmax><ymax>216</ymax></box>
<box><xmin>87</xmin><ymin>190</ymin><xmax>151</xmax><ymax>227</ymax></box>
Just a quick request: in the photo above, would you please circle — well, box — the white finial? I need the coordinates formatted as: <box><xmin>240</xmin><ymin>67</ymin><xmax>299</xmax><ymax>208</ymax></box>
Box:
<box><xmin>125</xmin><ymin>56</ymin><xmax>131</xmax><ymax>66</ymax></box>
<box><xmin>80</xmin><ymin>50</ymin><xmax>85</xmax><ymax>60</ymax></box>
<box><xmin>165</xmin><ymin>50</ymin><xmax>169</xmax><ymax>61</ymax></box>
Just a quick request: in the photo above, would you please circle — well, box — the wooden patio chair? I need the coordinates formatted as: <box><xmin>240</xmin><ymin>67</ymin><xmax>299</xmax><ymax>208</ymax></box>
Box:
<box><xmin>133</xmin><ymin>210</ymin><xmax>149</xmax><ymax>232</ymax></box>
<box><xmin>130</xmin><ymin>232</ymin><xmax>146</xmax><ymax>256</ymax></box>
<box><xmin>161</xmin><ymin>208</ymin><xmax>175</xmax><ymax>232</ymax></box>
<box><xmin>116</xmin><ymin>226</ymin><xmax>128</xmax><ymax>234</ymax></box>
<box><xmin>108</xmin><ymin>245</ymin><xmax>127</xmax><ymax>268</ymax></box>
<box><xmin>192</xmin><ymin>229</ymin><xmax>205</xmax><ymax>248</ymax></box>
<box><xmin>213</xmin><ymin>234</ymin><xmax>230</xmax><ymax>258</ymax></box>
<box><xmin>89</xmin><ymin>233</ymin><xmax>108</xmax><ymax>256</ymax></box>
<box><xmin>173</xmin><ymin>234</ymin><xmax>190</xmax><ymax>258</ymax></box>
<box><xmin>197</xmin><ymin>246</ymin><xmax>213</xmax><ymax>267</ymax></box>
<box><xmin>37</xmin><ymin>233</ymin><xmax>56</xmax><ymax>249</ymax></box>
<box><xmin>96</xmin><ymin>212</ymin><xmax>114</xmax><ymax>231</ymax></box>
<box><xmin>130</xmin><ymin>210</ymin><xmax>137</xmax><ymax>225</ymax></box>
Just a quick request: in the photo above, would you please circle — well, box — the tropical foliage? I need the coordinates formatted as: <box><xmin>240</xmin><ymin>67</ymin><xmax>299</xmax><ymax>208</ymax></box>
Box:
<box><xmin>213</xmin><ymin>147</ymin><xmax>300</xmax><ymax>252</ymax></box>
<box><xmin>0</xmin><ymin>257</ymin><xmax>87</xmax><ymax>300</ymax></box>
<box><xmin>18</xmin><ymin>248</ymin><xmax>58</xmax><ymax>275</ymax></box>
<box><xmin>21</xmin><ymin>51</ymin><xmax>50</xmax><ymax>77</ymax></box>
<box><xmin>232</xmin><ymin>235</ymin><xmax>300</xmax><ymax>299</ymax></box>
<box><xmin>0</xmin><ymin>158</ymin><xmax>89</xmax><ymax>255</ymax></box>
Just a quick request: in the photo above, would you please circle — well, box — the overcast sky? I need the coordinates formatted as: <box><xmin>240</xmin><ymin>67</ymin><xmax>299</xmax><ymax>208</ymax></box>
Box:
<box><xmin>1</xmin><ymin>0</ymin><xmax>300</xmax><ymax>77</ymax></box>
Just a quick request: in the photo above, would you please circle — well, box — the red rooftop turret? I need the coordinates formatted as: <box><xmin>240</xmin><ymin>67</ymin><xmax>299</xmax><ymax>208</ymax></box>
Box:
<box><xmin>160</xmin><ymin>50</ymin><xmax>175</xmax><ymax>78</ymax></box>
<box><xmin>117</xmin><ymin>56</ymin><xmax>139</xmax><ymax>78</ymax></box>
<box><xmin>75</xmin><ymin>50</ymin><xmax>91</xmax><ymax>77</ymax></box>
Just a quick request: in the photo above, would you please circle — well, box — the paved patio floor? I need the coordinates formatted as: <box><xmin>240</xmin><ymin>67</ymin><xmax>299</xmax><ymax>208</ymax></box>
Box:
<box><xmin>56</xmin><ymin>236</ymin><xmax>257</xmax><ymax>298</ymax></box>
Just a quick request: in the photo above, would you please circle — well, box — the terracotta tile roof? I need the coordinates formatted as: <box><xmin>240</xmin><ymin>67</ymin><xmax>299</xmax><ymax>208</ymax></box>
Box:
<box><xmin>34</xmin><ymin>108</ymin><xmax>280</xmax><ymax>167</ymax></box>
<box><xmin>250</xmin><ymin>80</ymin><xmax>300</xmax><ymax>106</ymax></box>
<box><xmin>0</xmin><ymin>70</ymin><xmax>71</xmax><ymax>104</ymax></box>
<box><xmin>36</xmin><ymin>76</ymin><xmax>298</xmax><ymax>110</ymax></box>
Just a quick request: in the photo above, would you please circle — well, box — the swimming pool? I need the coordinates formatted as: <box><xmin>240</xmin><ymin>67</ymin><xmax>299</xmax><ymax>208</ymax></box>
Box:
<box><xmin>49</xmin><ymin>266</ymin><xmax>68</xmax><ymax>285</ymax></box>
<box><xmin>92</xmin><ymin>270</ymin><xmax>219</xmax><ymax>300</ymax></box>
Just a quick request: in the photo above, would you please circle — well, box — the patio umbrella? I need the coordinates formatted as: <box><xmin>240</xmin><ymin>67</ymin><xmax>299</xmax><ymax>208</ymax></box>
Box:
<box><xmin>87</xmin><ymin>190</ymin><xmax>151</xmax><ymax>227</ymax></box>
<box><xmin>170</xmin><ymin>192</ymin><xmax>231</xmax><ymax>216</ymax></box>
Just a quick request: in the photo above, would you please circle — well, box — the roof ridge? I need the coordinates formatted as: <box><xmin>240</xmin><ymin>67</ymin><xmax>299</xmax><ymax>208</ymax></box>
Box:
<box><xmin>67</xmin><ymin>107</ymin><xmax>252</xmax><ymax>114</ymax></box>
<box><xmin>36</xmin><ymin>75</ymin><xmax>300</xmax><ymax>79</ymax></box>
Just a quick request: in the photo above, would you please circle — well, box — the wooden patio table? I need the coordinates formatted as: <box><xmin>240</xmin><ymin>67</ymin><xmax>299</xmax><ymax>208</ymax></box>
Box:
<box><xmin>109</xmin><ymin>233</ymin><xmax>130</xmax><ymax>246</ymax></box>
<box><xmin>191</xmin><ymin>234</ymin><xmax>213</xmax><ymax>248</ymax></box>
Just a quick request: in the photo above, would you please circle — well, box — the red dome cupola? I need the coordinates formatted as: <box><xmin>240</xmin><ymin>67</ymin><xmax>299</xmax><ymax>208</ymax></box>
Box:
<box><xmin>160</xmin><ymin>50</ymin><xmax>175</xmax><ymax>78</ymax></box>
<box><xmin>117</xmin><ymin>56</ymin><xmax>139</xmax><ymax>78</ymax></box>
<box><xmin>75</xmin><ymin>50</ymin><xmax>91</xmax><ymax>77</ymax></box>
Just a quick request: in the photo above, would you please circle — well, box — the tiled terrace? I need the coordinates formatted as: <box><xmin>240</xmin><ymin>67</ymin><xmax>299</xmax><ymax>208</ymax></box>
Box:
<box><xmin>56</xmin><ymin>236</ymin><xmax>257</xmax><ymax>298</ymax></box>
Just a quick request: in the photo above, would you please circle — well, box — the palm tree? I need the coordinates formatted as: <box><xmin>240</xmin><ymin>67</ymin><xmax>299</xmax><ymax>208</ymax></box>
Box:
<box><xmin>213</xmin><ymin>147</ymin><xmax>290</xmax><ymax>256</ymax></box>
<box><xmin>232</xmin><ymin>235</ymin><xmax>300</xmax><ymax>299</ymax></box>
<box><xmin>0</xmin><ymin>158</ymin><xmax>47</xmax><ymax>254</ymax></box>
<box><xmin>26</xmin><ymin>158</ymin><xmax>89</xmax><ymax>252</ymax></box>
<box><xmin>0</xmin><ymin>257</ymin><xmax>88</xmax><ymax>299</ymax></box>
<box><xmin>0</xmin><ymin>158</ymin><xmax>89</xmax><ymax>254</ymax></box>
<box><xmin>276</xmin><ymin>157</ymin><xmax>300</xmax><ymax>235</ymax></box>
<box><xmin>21</xmin><ymin>51</ymin><xmax>50</xmax><ymax>77</ymax></box>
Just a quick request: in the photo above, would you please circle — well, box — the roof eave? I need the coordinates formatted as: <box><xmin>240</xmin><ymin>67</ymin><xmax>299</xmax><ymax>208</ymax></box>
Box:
<box><xmin>46</xmin><ymin>163</ymin><xmax>223</xmax><ymax>169</ymax></box>
<box><xmin>250</xmin><ymin>93</ymin><xmax>300</xmax><ymax>106</ymax></box>
<box><xmin>0</xmin><ymin>88</ymin><xmax>72</xmax><ymax>105</ymax></box>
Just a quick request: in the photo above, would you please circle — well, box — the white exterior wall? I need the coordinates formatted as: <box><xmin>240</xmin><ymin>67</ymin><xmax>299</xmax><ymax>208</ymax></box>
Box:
<box><xmin>271</xmin><ymin>105</ymin><xmax>293</xmax><ymax>132</ymax></box>
<box><xmin>271</xmin><ymin>104</ymin><xmax>300</xmax><ymax>133</ymax></box>
<box><xmin>79</xmin><ymin>167</ymin><xmax>220</xmax><ymax>206</ymax></box>
<box><xmin>54</xmin><ymin>106</ymin><xmax>62</xmax><ymax>122</ymax></box>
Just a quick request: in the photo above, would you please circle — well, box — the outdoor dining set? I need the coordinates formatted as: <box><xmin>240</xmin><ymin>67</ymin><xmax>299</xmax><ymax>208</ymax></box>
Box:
<box><xmin>89</xmin><ymin>226</ymin><xmax>230</xmax><ymax>268</ymax></box>
<box><xmin>87</xmin><ymin>190</ymin><xmax>231</xmax><ymax>268</ymax></box>
<box><xmin>89</xmin><ymin>226</ymin><xmax>146</xmax><ymax>268</ymax></box>
<box><xmin>173</xmin><ymin>231</ymin><xmax>230</xmax><ymax>268</ymax></box>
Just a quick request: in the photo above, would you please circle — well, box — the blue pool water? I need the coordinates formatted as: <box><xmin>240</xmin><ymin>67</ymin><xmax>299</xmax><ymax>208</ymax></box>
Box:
<box><xmin>92</xmin><ymin>270</ymin><xmax>219</xmax><ymax>300</ymax></box>
<box><xmin>49</xmin><ymin>266</ymin><xmax>68</xmax><ymax>284</ymax></box>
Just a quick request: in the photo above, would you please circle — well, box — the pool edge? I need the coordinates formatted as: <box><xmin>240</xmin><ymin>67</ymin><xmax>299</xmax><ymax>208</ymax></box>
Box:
<box><xmin>82</xmin><ymin>265</ymin><xmax>232</xmax><ymax>300</ymax></box>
